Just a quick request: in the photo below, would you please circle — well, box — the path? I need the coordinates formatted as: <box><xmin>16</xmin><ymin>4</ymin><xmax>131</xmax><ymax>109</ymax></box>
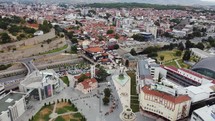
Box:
<box><xmin>175</xmin><ymin>59</ymin><xmax>181</xmax><ymax>68</ymax></box>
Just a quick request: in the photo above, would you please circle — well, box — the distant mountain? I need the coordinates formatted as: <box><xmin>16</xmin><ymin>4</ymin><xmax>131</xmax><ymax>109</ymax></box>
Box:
<box><xmin>1</xmin><ymin>0</ymin><xmax>215</xmax><ymax>5</ymax></box>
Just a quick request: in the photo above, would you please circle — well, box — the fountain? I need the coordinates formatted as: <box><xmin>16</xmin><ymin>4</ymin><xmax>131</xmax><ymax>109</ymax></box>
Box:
<box><xmin>112</xmin><ymin>65</ymin><xmax>129</xmax><ymax>86</ymax></box>
<box><xmin>120</xmin><ymin>106</ymin><xmax>136</xmax><ymax>121</ymax></box>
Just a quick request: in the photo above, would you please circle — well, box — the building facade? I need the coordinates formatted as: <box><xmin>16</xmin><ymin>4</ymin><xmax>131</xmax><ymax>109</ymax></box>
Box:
<box><xmin>19</xmin><ymin>69</ymin><xmax>63</xmax><ymax>101</ymax></box>
<box><xmin>0</xmin><ymin>92</ymin><xmax>26</xmax><ymax>121</ymax></box>
<box><xmin>139</xmin><ymin>86</ymin><xmax>191</xmax><ymax>121</ymax></box>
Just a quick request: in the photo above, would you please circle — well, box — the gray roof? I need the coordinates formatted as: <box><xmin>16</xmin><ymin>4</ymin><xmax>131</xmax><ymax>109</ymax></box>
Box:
<box><xmin>122</xmin><ymin>53</ymin><xmax>136</xmax><ymax>61</ymax></box>
<box><xmin>192</xmin><ymin>57</ymin><xmax>215</xmax><ymax>72</ymax></box>
<box><xmin>138</xmin><ymin>60</ymin><xmax>151</xmax><ymax>78</ymax></box>
<box><xmin>0</xmin><ymin>92</ymin><xmax>25</xmax><ymax>114</ymax></box>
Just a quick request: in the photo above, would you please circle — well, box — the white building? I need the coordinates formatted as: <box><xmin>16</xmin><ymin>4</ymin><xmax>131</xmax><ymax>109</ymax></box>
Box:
<box><xmin>76</xmin><ymin>78</ymin><xmax>98</xmax><ymax>94</ymax></box>
<box><xmin>34</xmin><ymin>30</ymin><xmax>44</xmax><ymax>36</ymax></box>
<box><xmin>0</xmin><ymin>92</ymin><xmax>26</xmax><ymax>121</ymax></box>
<box><xmin>0</xmin><ymin>83</ymin><xmax>5</xmax><ymax>99</ymax></box>
<box><xmin>75</xmin><ymin>65</ymin><xmax>98</xmax><ymax>94</ymax></box>
<box><xmin>190</xmin><ymin>48</ymin><xmax>214</xmax><ymax>59</ymax></box>
<box><xmin>139</xmin><ymin>85</ymin><xmax>191</xmax><ymax>121</ymax></box>
<box><xmin>185</xmin><ymin>83</ymin><xmax>215</xmax><ymax>103</ymax></box>
<box><xmin>191</xmin><ymin>104</ymin><xmax>215</xmax><ymax>121</ymax></box>
<box><xmin>146</xmin><ymin>25</ymin><xmax>158</xmax><ymax>38</ymax></box>
<box><xmin>19</xmin><ymin>69</ymin><xmax>63</xmax><ymax>101</ymax></box>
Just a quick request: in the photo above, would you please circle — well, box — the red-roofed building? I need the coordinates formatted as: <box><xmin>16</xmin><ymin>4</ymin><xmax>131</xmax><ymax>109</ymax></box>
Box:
<box><xmin>84</xmin><ymin>47</ymin><xmax>108</xmax><ymax>62</ymax></box>
<box><xmin>163</xmin><ymin>66</ymin><xmax>213</xmax><ymax>87</ymax></box>
<box><xmin>140</xmin><ymin>86</ymin><xmax>191</xmax><ymax>121</ymax></box>
<box><xmin>76</xmin><ymin>78</ymin><xmax>98</xmax><ymax>94</ymax></box>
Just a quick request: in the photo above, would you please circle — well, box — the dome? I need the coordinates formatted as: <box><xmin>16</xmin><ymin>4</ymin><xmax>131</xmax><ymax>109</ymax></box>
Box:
<box><xmin>192</xmin><ymin>57</ymin><xmax>215</xmax><ymax>79</ymax></box>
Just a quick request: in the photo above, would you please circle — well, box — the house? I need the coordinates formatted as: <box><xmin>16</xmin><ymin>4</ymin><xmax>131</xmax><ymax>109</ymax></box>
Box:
<box><xmin>76</xmin><ymin>78</ymin><xmax>98</xmax><ymax>94</ymax></box>
<box><xmin>34</xmin><ymin>30</ymin><xmax>44</xmax><ymax>36</ymax></box>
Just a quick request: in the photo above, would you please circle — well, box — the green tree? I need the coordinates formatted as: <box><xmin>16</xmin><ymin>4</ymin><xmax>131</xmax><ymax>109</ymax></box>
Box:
<box><xmin>178</xmin><ymin>42</ymin><xmax>184</xmax><ymax>51</ymax></box>
<box><xmin>104</xmin><ymin>88</ymin><xmax>111</xmax><ymax>97</ymax></box>
<box><xmin>148</xmin><ymin>52</ymin><xmax>158</xmax><ymax>57</ymax></box>
<box><xmin>160</xmin><ymin>55</ymin><xmax>164</xmax><ymax>61</ymax></box>
<box><xmin>183</xmin><ymin>50</ymin><xmax>191</xmax><ymax>61</ymax></box>
<box><xmin>130</xmin><ymin>48</ymin><xmax>137</xmax><ymax>56</ymax></box>
<box><xmin>175</xmin><ymin>50</ymin><xmax>182</xmax><ymax>56</ymax></box>
<box><xmin>78</xmin><ymin>74</ymin><xmax>89</xmax><ymax>83</ymax></box>
<box><xmin>71</xmin><ymin>45</ymin><xmax>78</xmax><ymax>54</ymax></box>
<box><xmin>39</xmin><ymin>20</ymin><xmax>52</xmax><ymax>33</ymax></box>
<box><xmin>8</xmin><ymin>25</ymin><xmax>21</xmax><ymax>34</ymax></box>
<box><xmin>102</xmin><ymin>97</ymin><xmax>110</xmax><ymax>105</ymax></box>
<box><xmin>0</xmin><ymin>33</ymin><xmax>11</xmax><ymax>44</ymax></box>
<box><xmin>113</xmin><ymin>44</ymin><xmax>119</xmax><ymax>49</ymax></box>
<box><xmin>185</xmin><ymin>40</ymin><xmax>195</xmax><ymax>49</ymax></box>
<box><xmin>96</xmin><ymin>67</ymin><xmax>109</xmax><ymax>82</ymax></box>
<box><xmin>196</xmin><ymin>42</ymin><xmax>205</xmax><ymax>50</ymax></box>
<box><xmin>107</xmin><ymin>29</ymin><xmax>114</xmax><ymax>34</ymax></box>
<box><xmin>71</xmin><ymin>38</ymin><xmax>78</xmax><ymax>43</ymax></box>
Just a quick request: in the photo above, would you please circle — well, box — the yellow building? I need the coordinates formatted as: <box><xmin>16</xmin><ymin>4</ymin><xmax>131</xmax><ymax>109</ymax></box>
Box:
<box><xmin>139</xmin><ymin>86</ymin><xmax>191</xmax><ymax>121</ymax></box>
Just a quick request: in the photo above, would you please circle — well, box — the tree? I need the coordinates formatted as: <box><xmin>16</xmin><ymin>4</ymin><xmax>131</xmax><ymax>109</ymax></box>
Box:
<box><xmin>8</xmin><ymin>25</ymin><xmax>21</xmax><ymax>34</ymax></box>
<box><xmin>78</xmin><ymin>74</ymin><xmax>89</xmax><ymax>83</ymax></box>
<box><xmin>39</xmin><ymin>20</ymin><xmax>52</xmax><ymax>33</ymax></box>
<box><xmin>132</xmin><ymin>34</ymin><xmax>145</xmax><ymax>41</ymax></box>
<box><xmin>104</xmin><ymin>88</ymin><xmax>111</xmax><ymax>97</ymax></box>
<box><xmin>96</xmin><ymin>67</ymin><xmax>109</xmax><ymax>82</ymax></box>
<box><xmin>160</xmin><ymin>55</ymin><xmax>164</xmax><ymax>61</ymax></box>
<box><xmin>0</xmin><ymin>33</ymin><xmax>11</xmax><ymax>44</ymax></box>
<box><xmin>175</xmin><ymin>50</ymin><xmax>182</xmax><ymax>56</ymax></box>
<box><xmin>125</xmin><ymin>60</ymin><xmax>129</xmax><ymax>67</ymax></box>
<box><xmin>107</xmin><ymin>29</ymin><xmax>114</xmax><ymax>34</ymax></box>
<box><xmin>102</xmin><ymin>97</ymin><xmax>110</xmax><ymax>105</ymax></box>
<box><xmin>196</xmin><ymin>42</ymin><xmax>205</xmax><ymax>50</ymax></box>
<box><xmin>178</xmin><ymin>42</ymin><xmax>184</xmax><ymax>51</ymax></box>
<box><xmin>71</xmin><ymin>45</ymin><xmax>78</xmax><ymax>54</ymax></box>
<box><xmin>113</xmin><ymin>44</ymin><xmax>119</xmax><ymax>49</ymax></box>
<box><xmin>130</xmin><ymin>48</ymin><xmax>137</xmax><ymax>56</ymax></box>
<box><xmin>183</xmin><ymin>50</ymin><xmax>191</xmax><ymax>61</ymax></box>
<box><xmin>185</xmin><ymin>40</ymin><xmax>195</xmax><ymax>49</ymax></box>
<box><xmin>148</xmin><ymin>52</ymin><xmax>158</xmax><ymax>57</ymax></box>
<box><xmin>71</xmin><ymin>38</ymin><xmax>78</xmax><ymax>43</ymax></box>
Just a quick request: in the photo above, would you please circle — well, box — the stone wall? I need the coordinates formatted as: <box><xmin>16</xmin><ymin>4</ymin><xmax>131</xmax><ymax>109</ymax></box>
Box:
<box><xmin>0</xmin><ymin>29</ymin><xmax>55</xmax><ymax>51</ymax></box>
<box><xmin>0</xmin><ymin>37</ymin><xmax>67</xmax><ymax>62</ymax></box>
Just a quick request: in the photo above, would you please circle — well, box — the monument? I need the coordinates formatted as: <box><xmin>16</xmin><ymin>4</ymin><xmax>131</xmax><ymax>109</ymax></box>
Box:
<box><xmin>120</xmin><ymin>106</ymin><xmax>136</xmax><ymax>121</ymax></box>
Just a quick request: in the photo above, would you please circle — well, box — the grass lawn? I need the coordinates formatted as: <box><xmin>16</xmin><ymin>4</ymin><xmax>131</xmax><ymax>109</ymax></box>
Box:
<box><xmin>33</xmin><ymin>104</ymin><xmax>54</xmax><ymax>121</ymax></box>
<box><xmin>55</xmin><ymin>114</ymin><xmax>82</xmax><ymax>121</ymax></box>
<box><xmin>178</xmin><ymin>59</ymin><xmax>190</xmax><ymax>69</ymax></box>
<box><xmin>60</xmin><ymin>76</ymin><xmax>70</xmax><ymax>87</ymax></box>
<box><xmin>56</xmin><ymin>102</ymin><xmax>77</xmax><ymax>114</ymax></box>
<box><xmin>40</xmin><ymin>44</ymin><xmax>68</xmax><ymax>55</ymax></box>
<box><xmin>32</xmin><ymin>101</ymin><xmax>84</xmax><ymax>121</ymax></box>
<box><xmin>126</xmin><ymin>71</ymin><xmax>139</xmax><ymax>112</ymax></box>
<box><xmin>163</xmin><ymin>60</ymin><xmax>178</xmax><ymax>67</ymax></box>
<box><xmin>157</xmin><ymin>50</ymin><xmax>181</xmax><ymax>62</ymax></box>
<box><xmin>163</xmin><ymin>59</ymin><xmax>190</xmax><ymax>69</ymax></box>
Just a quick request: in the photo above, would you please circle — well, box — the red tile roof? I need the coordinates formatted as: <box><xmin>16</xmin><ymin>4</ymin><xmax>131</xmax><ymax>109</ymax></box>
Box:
<box><xmin>27</xmin><ymin>23</ymin><xmax>39</xmax><ymax>29</ymax></box>
<box><xmin>85</xmin><ymin>47</ymin><xmax>103</xmax><ymax>53</ymax></box>
<box><xmin>164</xmin><ymin>66</ymin><xmax>213</xmax><ymax>81</ymax></box>
<box><xmin>74</xmin><ymin>72</ymin><xmax>91</xmax><ymax>80</ymax></box>
<box><xmin>81</xmin><ymin>78</ymin><xmax>97</xmax><ymax>89</ymax></box>
<box><xmin>142</xmin><ymin>86</ymin><xmax>190</xmax><ymax>104</ymax></box>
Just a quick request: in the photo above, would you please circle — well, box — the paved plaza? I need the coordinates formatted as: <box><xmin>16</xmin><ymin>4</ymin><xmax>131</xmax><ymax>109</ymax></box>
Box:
<box><xmin>17</xmin><ymin>69</ymin><xmax>155</xmax><ymax>121</ymax></box>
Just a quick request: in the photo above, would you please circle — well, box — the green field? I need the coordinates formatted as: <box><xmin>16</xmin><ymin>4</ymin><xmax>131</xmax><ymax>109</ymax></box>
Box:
<box><xmin>126</xmin><ymin>71</ymin><xmax>139</xmax><ymax>112</ymax></box>
<box><xmin>40</xmin><ymin>44</ymin><xmax>68</xmax><ymax>55</ymax></box>
<box><xmin>31</xmin><ymin>100</ymin><xmax>85</xmax><ymax>121</ymax></box>
<box><xmin>157</xmin><ymin>50</ymin><xmax>190</xmax><ymax>69</ymax></box>
<box><xmin>60</xmin><ymin>76</ymin><xmax>70</xmax><ymax>87</ymax></box>
<box><xmin>157</xmin><ymin>50</ymin><xmax>181</xmax><ymax>62</ymax></box>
